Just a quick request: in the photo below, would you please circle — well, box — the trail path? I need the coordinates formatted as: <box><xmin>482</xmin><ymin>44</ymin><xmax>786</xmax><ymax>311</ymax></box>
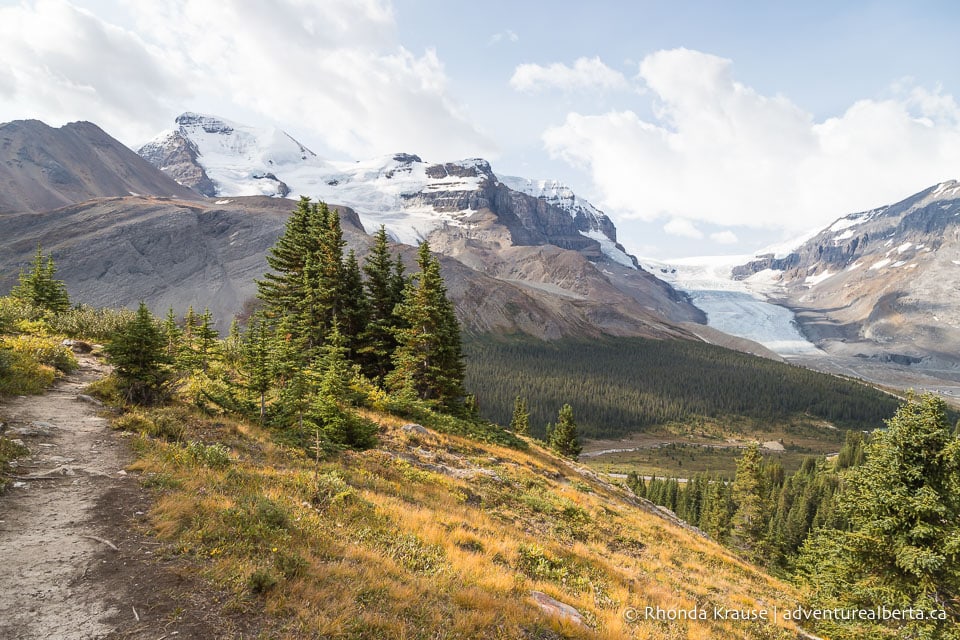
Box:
<box><xmin>0</xmin><ymin>354</ymin><xmax>263</xmax><ymax>640</ymax></box>
<box><xmin>0</xmin><ymin>354</ymin><xmax>130</xmax><ymax>639</ymax></box>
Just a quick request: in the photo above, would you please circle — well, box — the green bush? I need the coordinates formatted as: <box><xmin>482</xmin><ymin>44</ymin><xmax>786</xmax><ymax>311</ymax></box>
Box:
<box><xmin>247</xmin><ymin>569</ymin><xmax>277</xmax><ymax>594</ymax></box>
<box><xmin>0</xmin><ymin>348</ymin><xmax>55</xmax><ymax>395</ymax></box>
<box><xmin>47</xmin><ymin>305</ymin><xmax>135</xmax><ymax>341</ymax></box>
<box><xmin>184</xmin><ymin>441</ymin><xmax>232</xmax><ymax>470</ymax></box>
<box><xmin>4</xmin><ymin>334</ymin><xmax>77</xmax><ymax>373</ymax></box>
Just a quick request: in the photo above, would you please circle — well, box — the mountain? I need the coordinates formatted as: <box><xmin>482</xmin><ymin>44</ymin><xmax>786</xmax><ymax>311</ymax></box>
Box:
<box><xmin>734</xmin><ymin>180</ymin><xmax>960</xmax><ymax>376</ymax></box>
<box><xmin>136</xmin><ymin>113</ymin><xmax>705</xmax><ymax>331</ymax></box>
<box><xmin>0</xmin><ymin>119</ymin><xmax>199</xmax><ymax>213</ymax></box>
<box><xmin>0</xmin><ymin>115</ymin><xmax>707</xmax><ymax>340</ymax></box>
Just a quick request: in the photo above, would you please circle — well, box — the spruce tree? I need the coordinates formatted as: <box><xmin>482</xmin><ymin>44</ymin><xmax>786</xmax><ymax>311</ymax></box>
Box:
<box><xmin>360</xmin><ymin>226</ymin><xmax>401</xmax><ymax>382</ymax></box>
<box><xmin>796</xmin><ymin>394</ymin><xmax>960</xmax><ymax>639</ymax></box>
<box><xmin>257</xmin><ymin>196</ymin><xmax>323</xmax><ymax>316</ymax></box>
<box><xmin>105</xmin><ymin>302</ymin><xmax>170</xmax><ymax>404</ymax></box>
<box><xmin>387</xmin><ymin>241</ymin><xmax>465</xmax><ymax>407</ymax></box>
<box><xmin>340</xmin><ymin>249</ymin><xmax>369</xmax><ymax>359</ymax></box>
<box><xmin>243</xmin><ymin>314</ymin><xmax>273</xmax><ymax>423</ymax></box>
<box><xmin>730</xmin><ymin>443</ymin><xmax>768</xmax><ymax>561</ymax></box>
<box><xmin>11</xmin><ymin>245</ymin><xmax>70</xmax><ymax>314</ymax></box>
<box><xmin>510</xmin><ymin>395</ymin><xmax>530</xmax><ymax>435</ymax></box>
<box><xmin>548</xmin><ymin>403</ymin><xmax>581</xmax><ymax>458</ymax></box>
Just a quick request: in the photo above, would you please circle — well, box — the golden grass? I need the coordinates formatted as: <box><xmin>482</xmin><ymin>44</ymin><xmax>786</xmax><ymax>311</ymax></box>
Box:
<box><xmin>125</xmin><ymin>404</ymin><xmax>812</xmax><ymax>639</ymax></box>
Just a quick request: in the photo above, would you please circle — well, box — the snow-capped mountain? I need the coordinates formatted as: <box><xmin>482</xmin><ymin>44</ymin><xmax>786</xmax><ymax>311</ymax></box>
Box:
<box><xmin>137</xmin><ymin>113</ymin><xmax>638</xmax><ymax>268</ymax></box>
<box><xmin>732</xmin><ymin>180</ymin><xmax>960</xmax><ymax>371</ymax></box>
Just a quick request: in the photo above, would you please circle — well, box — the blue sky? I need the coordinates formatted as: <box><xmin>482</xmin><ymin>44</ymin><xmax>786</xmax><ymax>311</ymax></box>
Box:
<box><xmin>1</xmin><ymin>0</ymin><xmax>959</xmax><ymax>257</ymax></box>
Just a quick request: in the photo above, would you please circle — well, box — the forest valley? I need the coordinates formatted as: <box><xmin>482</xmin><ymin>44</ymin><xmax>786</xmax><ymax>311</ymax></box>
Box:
<box><xmin>1</xmin><ymin>198</ymin><xmax>958</xmax><ymax>639</ymax></box>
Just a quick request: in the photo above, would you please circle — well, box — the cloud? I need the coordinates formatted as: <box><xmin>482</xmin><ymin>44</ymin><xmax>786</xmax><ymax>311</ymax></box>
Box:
<box><xmin>510</xmin><ymin>56</ymin><xmax>628</xmax><ymax>93</ymax></box>
<box><xmin>664</xmin><ymin>218</ymin><xmax>703</xmax><ymax>239</ymax></box>
<box><xmin>710</xmin><ymin>230</ymin><xmax>739</xmax><ymax>244</ymax></box>
<box><xmin>488</xmin><ymin>29</ymin><xmax>519</xmax><ymax>46</ymax></box>
<box><xmin>0</xmin><ymin>0</ymin><xmax>494</xmax><ymax>160</ymax></box>
<box><xmin>0</xmin><ymin>0</ymin><xmax>189</xmax><ymax>142</ymax></box>
<box><xmin>543</xmin><ymin>48</ymin><xmax>960</xmax><ymax>234</ymax></box>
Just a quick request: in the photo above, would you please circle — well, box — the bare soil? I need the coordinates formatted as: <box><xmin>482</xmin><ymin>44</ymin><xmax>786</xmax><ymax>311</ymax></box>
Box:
<box><xmin>0</xmin><ymin>355</ymin><xmax>261</xmax><ymax>639</ymax></box>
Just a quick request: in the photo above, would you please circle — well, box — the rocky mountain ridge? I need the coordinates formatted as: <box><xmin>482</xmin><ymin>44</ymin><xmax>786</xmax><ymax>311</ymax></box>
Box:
<box><xmin>135</xmin><ymin>113</ymin><xmax>703</xmax><ymax>330</ymax></box>
<box><xmin>0</xmin><ymin>119</ymin><xmax>199</xmax><ymax>213</ymax></box>
<box><xmin>0</xmin><ymin>116</ymin><xmax>704</xmax><ymax>340</ymax></box>
<box><xmin>733</xmin><ymin>180</ymin><xmax>960</xmax><ymax>374</ymax></box>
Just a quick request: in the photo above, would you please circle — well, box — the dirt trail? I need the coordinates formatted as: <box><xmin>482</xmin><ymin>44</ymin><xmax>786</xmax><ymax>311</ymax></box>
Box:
<box><xmin>0</xmin><ymin>354</ymin><xmax>130</xmax><ymax>639</ymax></box>
<box><xmin>0</xmin><ymin>355</ymin><xmax>264</xmax><ymax>640</ymax></box>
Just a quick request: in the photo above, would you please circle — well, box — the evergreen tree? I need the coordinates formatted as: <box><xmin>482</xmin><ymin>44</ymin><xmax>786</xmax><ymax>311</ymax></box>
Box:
<box><xmin>161</xmin><ymin>308</ymin><xmax>182</xmax><ymax>362</ymax></box>
<box><xmin>387</xmin><ymin>241</ymin><xmax>465</xmax><ymax>407</ymax></box>
<box><xmin>257</xmin><ymin>196</ymin><xmax>323</xmax><ymax>316</ymax></box>
<box><xmin>548</xmin><ymin>403</ymin><xmax>582</xmax><ymax>458</ymax></box>
<box><xmin>796</xmin><ymin>394</ymin><xmax>960</xmax><ymax>639</ymax></box>
<box><xmin>105</xmin><ymin>302</ymin><xmax>170</xmax><ymax>404</ymax></box>
<box><xmin>730</xmin><ymin>443</ymin><xmax>769</xmax><ymax>561</ymax></box>
<box><xmin>242</xmin><ymin>315</ymin><xmax>274</xmax><ymax>423</ymax></box>
<box><xmin>340</xmin><ymin>249</ymin><xmax>370</xmax><ymax>358</ymax></box>
<box><xmin>195</xmin><ymin>308</ymin><xmax>219</xmax><ymax>372</ymax></box>
<box><xmin>510</xmin><ymin>395</ymin><xmax>530</xmax><ymax>435</ymax></box>
<box><xmin>360</xmin><ymin>226</ymin><xmax>402</xmax><ymax>382</ymax></box>
<box><xmin>11</xmin><ymin>245</ymin><xmax>70</xmax><ymax>314</ymax></box>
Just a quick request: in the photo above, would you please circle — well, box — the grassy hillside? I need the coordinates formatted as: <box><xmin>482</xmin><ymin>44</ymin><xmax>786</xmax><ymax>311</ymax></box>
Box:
<box><xmin>117</xmin><ymin>401</ymin><xmax>812</xmax><ymax>639</ymax></box>
<box><xmin>464</xmin><ymin>334</ymin><xmax>901</xmax><ymax>440</ymax></box>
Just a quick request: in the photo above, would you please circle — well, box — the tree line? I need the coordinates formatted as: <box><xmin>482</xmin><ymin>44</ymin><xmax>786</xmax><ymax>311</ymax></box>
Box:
<box><xmin>464</xmin><ymin>334</ymin><xmax>903</xmax><ymax>439</ymax></box>
<box><xmin>633</xmin><ymin>395</ymin><xmax>960</xmax><ymax>639</ymax></box>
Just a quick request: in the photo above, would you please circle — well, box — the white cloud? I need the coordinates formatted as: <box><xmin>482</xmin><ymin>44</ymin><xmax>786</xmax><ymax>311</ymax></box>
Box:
<box><xmin>710</xmin><ymin>230</ymin><xmax>739</xmax><ymax>244</ymax></box>
<box><xmin>0</xmin><ymin>0</ymin><xmax>189</xmax><ymax>142</ymax></box>
<box><xmin>664</xmin><ymin>218</ymin><xmax>703</xmax><ymax>239</ymax></box>
<box><xmin>543</xmin><ymin>48</ymin><xmax>960</xmax><ymax>234</ymax></box>
<box><xmin>488</xmin><ymin>29</ymin><xmax>519</xmax><ymax>46</ymax></box>
<box><xmin>0</xmin><ymin>0</ymin><xmax>494</xmax><ymax>160</ymax></box>
<box><xmin>510</xmin><ymin>56</ymin><xmax>628</xmax><ymax>93</ymax></box>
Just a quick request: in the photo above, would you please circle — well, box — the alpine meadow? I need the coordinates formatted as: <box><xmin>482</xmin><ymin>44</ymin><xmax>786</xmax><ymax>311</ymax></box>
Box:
<box><xmin>3</xmin><ymin>3</ymin><xmax>960</xmax><ymax>639</ymax></box>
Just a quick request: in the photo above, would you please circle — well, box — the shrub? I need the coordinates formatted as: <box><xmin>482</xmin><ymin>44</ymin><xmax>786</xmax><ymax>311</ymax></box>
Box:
<box><xmin>0</xmin><ymin>348</ymin><xmax>56</xmax><ymax>395</ymax></box>
<box><xmin>47</xmin><ymin>305</ymin><xmax>135</xmax><ymax>341</ymax></box>
<box><xmin>247</xmin><ymin>569</ymin><xmax>277</xmax><ymax>594</ymax></box>
<box><xmin>4</xmin><ymin>334</ymin><xmax>77</xmax><ymax>373</ymax></box>
<box><xmin>184</xmin><ymin>441</ymin><xmax>232</xmax><ymax>470</ymax></box>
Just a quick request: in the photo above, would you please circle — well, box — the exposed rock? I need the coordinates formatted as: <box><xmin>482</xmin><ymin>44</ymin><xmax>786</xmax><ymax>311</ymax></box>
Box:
<box><xmin>401</xmin><ymin>423</ymin><xmax>430</xmax><ymax>435</ymax></box>
<box><xmin>61</xmin><ymin>339</ymin><xmax>93</xmax><ymax>353</ymax></box>
<box><xmin>732</xmin><ymin>180</ymin><xmax>960</xmax><ymax>370</ymax></box>
<box><xmin>529</xmin><ymin>591</ymin><xmax>586</xmax><ymax>627</ymax></box>
<box><xmin>0</xmin><ymin>119</ymin><xmax>199</xmax><ymax>214</ymax></box>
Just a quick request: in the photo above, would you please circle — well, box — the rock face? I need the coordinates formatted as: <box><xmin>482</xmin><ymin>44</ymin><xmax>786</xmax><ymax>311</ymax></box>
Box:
<box><xmin>733</xmin><ymin>181</ymin><xmax>960</xmax><ymax>370</ymax></box>
<box><xmin>0</xmin><ymin>114</ymin><xmax>703</xmax><ymax>340</ymax></box>
<box><xmin>137</xmin><ymin>129</ymin><xmax>217</xmax><ymax>197</ymax></box>
<box><xmin>0</xmin><ymin>120</ymin><xmax>199</xmax><ymax>213</ymax></box>
<box><xmin>135</xmin><ymin>113</ymin><xmax>704</xmax><ymax>329</ymax></box>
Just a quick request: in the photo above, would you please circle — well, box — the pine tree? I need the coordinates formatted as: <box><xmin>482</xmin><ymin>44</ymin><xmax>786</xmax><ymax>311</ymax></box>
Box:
<box><xmin>730</xmin><ymin>443</ymin><xmax>768</xmax><ymax>561</ymax></box>
<box><xmin>510</xmin><ymin>395</ymin><xmax>530</xmax><ymax>435</ymax></box>
<box><xmin>548</xmin><ymin>403</ymin><xmax>581</xmax><ymax>458</ymax></box>
<box><xmin>11</xmin><ymin>244</ymin><xmax>70</xmax><ymax>314</ymax></box>
<box><xmin>105</xmin><ymin>302</ymin><xmax>170</xmax><ymax>404</ymax></box>
<box><xmin>387</xmin><ymin>241</ymin><xmax>465</xmax><ymax>407</ymax></box>
<box><xmin>796</xmin><ymin>394</ymin><xmax>960</xmax><ymax>639</ymax></box>
<box><xmin>243</xmin><ymin>314</ymin><xmax>273</xmax><ymax>423</ymax></box>
<box><xmin>161</xmin><ymin>308</ymin><xmax>182</xmax><ymax>362</ymax></box>
<box><xmin>195</xmin><ymin>308</ymin><xmax>219</xmax><ymax>372</ymax></box>
<box><xmin>257</xmin><ymin>196</ymin><xmax>323</xmax><ymax>316</ymax></box>
<box><xmin>340</xmin><ymin>249</ymin><xmax>369</xmax><ymax>359</ymax></box>
<box><xmin>360</xmin><ymin>226</ymin><xmax>402</xmax><ymax>382</ymax></box>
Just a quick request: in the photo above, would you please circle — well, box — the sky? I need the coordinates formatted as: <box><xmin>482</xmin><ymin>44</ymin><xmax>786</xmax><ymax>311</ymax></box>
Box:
<box><xmin>2</xmin><ymin>0</ymin><xmax>960</xmax><ymax>258</ymax></box>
